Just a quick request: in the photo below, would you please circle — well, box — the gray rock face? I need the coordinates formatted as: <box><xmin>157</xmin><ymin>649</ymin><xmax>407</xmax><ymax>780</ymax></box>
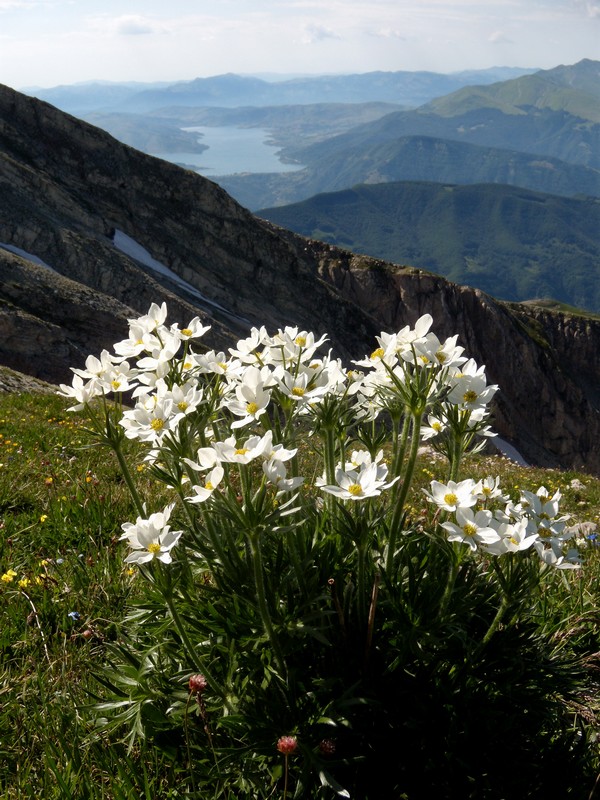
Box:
<box><xmin>0</xmin><ymin>83</ymin><xmax>599</xmax><ymax>474</ymax></box>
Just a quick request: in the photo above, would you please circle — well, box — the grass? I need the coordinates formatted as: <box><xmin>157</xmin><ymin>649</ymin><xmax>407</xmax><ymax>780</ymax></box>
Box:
<box><xmin>1</xmin><ymin>391</ymin><xmax>600</xmax><ymax>797</ymax></box>
<box><xmin>0</xmin><ymin>392</ymin><xmax>179</xmax><ymax>797</ymax></box>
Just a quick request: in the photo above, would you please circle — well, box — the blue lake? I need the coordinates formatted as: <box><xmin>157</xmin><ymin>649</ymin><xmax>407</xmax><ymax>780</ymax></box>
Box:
<box><xmin>161</xmin><ymin>126</ymin><xmax>305</xmax><ymax>176</ymax></box>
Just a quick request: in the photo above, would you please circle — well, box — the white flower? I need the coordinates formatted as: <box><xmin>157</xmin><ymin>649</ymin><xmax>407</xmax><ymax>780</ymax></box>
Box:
<box><xmin>119</xmin><ymin>504</ymin><xmax>182</xmax><ymax>564</ymax></box>
<box><xmin>191</xmin><ymin>350</ymin><xmax>243</xmax><ymax>377</ymax></box>
<box><xmin>273</xmin><ymin>366</ymin><xmax>330</xmax><ymax>407</ymax></box>
<box><xmin>133</xmin><ymin>302</ymin><xmax>169</xmax><ymax>334</ymax></box>
<box><xmin>518</xmin><ymin>486</ymin><xmax>569</xmax><ymax>537</ymax></box>
<box><xmin>403</xmin><ymin>333</ymin><xmax>466</xmax><ymax>370</ymax></box>
<box><xmin>228</xmin><ymin>326</ymin><xmax>271</xmax><ymax>363</ymax></box>
<box><xmin>71</xmin><ymin>349</ymin><xmax>116</xmax><ymax>382</ymax></box>
<box><xmin>534</xmin><ymin>540</ymin><xmax>582</xmax><ymax>570</ymax></box>
<box><xmin>96</xmin><ymin>360</ymin><xmax>138</xmax><ymax>395</ymax></box>
<box><xmin>57</xmin><ymin>374</ymin><xmax>104</xmax><ymax>411</ymax></box>
<box><xmin>135</xmin><ymin>333</ymin><xmax>182</xmax><ymax>377</ymax></box>
<box><xmin>186</xmin><ymin>466</ymin><xmax>225</xmax><ymax>504</ymax></box>
<box><xmin>223</xmin><ymin>365</ymin><xmax>273</xmax><ymax>428</ymax></box>
<box><xmin>421</xmin><ymin>414</ymin><xmax>447</xmax><ymax>441</ymax></box>
<box><xmin>484</xmin><ymin>518</ymin><xmax>539</xmax><ymax>555</ymax></box>
<box><xmin>441</xmin><ymin>508</ymin><xmax>500</xmax><ymax>552</ymax></box>
<box><xmin>170</xmin><ymin>316</ymin><xmax>211</xmax><ymax>341</ymax></box>
<box><xmin>212</xmin><ymin>431</ymin><xmax>274</xmax><ymax>464</ymax></box>
<box><xmin>120</xmin><ymin>396</ymin><xmax>182</xmax><ymax>443</ymax></box>
<box><xmin>156</xmin><ymin>379</ymin><xmax>204</xmax><ymax>416</ymax></box>
<box><xmin>473</xmin><ymin>476</ymin><xmax>508</xmax><ymax>504</ymax></box>
<box><xmin>447</xmin><ymin>359</ymin><xmax>498</xmax><ymax>410</ymax></box>
<box><xmin>113</xmin><ymin>324</ymin><xmax>161</xmax><ymax>359</ymax></box>
<box><xmin>267</xmin><ymin>327</ymin><xmax>328</xmax><ymax>365</ymax></box>
<box><xmin>318</xmin><ymin>462</ymin><xmax>399</xmax><ymax>501</ymax></box>
<box><xmin>424</xmin><ymin>479</ymin><xmax>478</xmax><ymax>512</ymax></box>
<box><xmin>262</xmin><ymin>459</ymin><xmax>304</xmax><ymax>495</ymax></box>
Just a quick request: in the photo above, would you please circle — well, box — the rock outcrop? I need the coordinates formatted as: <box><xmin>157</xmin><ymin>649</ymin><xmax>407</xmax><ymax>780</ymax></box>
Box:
<box><xmin>0</xmin><ymin>83</ymin><xmax>599</xmax><ymax>474</ymax></box>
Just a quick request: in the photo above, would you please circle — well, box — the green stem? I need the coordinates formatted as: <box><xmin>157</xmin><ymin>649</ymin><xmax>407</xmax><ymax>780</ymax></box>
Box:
<box><xmin>248</xmin><ymin>532</ymin><xmax>287</xmax><ymax>681</ymax></box>
<box><xmin>112</xmin><ymin>438</ymin><xmax>145</xmax><ymax>517</ymax></box>
<box><xmin>161</xmin><ymin>583</ymin><xmax>231</xmax><ymax>709</ymax></box>
<box><xmin>324</xmin><ymin>425</ymin><xmax>337</xmax><ymax>486</ymax></box>
<box><xmin>481</xmin><ymin>594</ymin><xmax>510</xmax><ymax>647</ymax></box>
<box><xmin>391</xmin><ymin>413</ymin><xmax>410</xmax><ymax>478</ymax></box>
<box><xmin>283</xmin><ymin>754</ymin><xmax>290</xmax><ymax>800</ymax></box>
<box><xmin>356</xmin><ymin>539</ymin><xmax>367</xmax><ymax>628</ymax></box>
<box><xmin>438</xmin><ymin>541</ymin><xmax>464</xmax><ymax>620</ymax></box>
<box><xmin>386</xmin><ymin>412</ymin><xmax>423</xmax><ymax>575</ymax></box>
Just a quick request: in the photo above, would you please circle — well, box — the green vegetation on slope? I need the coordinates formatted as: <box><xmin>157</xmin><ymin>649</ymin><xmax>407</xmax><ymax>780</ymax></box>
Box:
<box><xmin>258</xmin><ymin>181</ymin><xmax>600</xmax><ymax>313</ymax></box>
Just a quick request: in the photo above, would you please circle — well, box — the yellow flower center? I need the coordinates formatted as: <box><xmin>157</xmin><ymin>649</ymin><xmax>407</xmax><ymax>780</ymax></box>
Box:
<box><xmin>436</xmin><ymin>350</ymin><xmax>447</xmax><ymax>363</ymax></box>
<box><xmin>292</xmin><ymin>387</ymin><xmax>305</xmax><ymax>397</ymax></box>
<box><xmin>419</xmin><ymin>355</ymin><xmax>430</xmax><ymax>364</ymax></box>
<box><xmin>235</xmin><ymin>448</ymin><xmax>249</xmax><ymax>456</ymax></box>
<box><xmin>348</xmin><ymin>483</ymin><xmax>363</xmax><ymax>496</ymax></box>
<box><xmin>246</xmin><ymin>402</ymin><xmax>259</xmax><ymax>414</ymax></box>
<box><xmin>462</xmin><ymin>523</ymin><xmax>477</xmax><ymax>537</ymax></box>
<box><xmin>181</xmin><ymin>328</ymin><xmax>193</xmax><ymax>337</ymax></box>
<box><xmin>151</xmin><ymin>418</ymin><xmax>165</xmax><ymax>431</ymax></box>
<box><xmin>444</xmin><ymin>492</ymin><xmax>458</xmax><ymax>506</ymax></box>
<box><xmin>295</xmin><ymin>336</ymin><xmax>307</xmax><ymax>347</ymax></box>
<box><xmin>177</xmin><ymin>401</ymin><xmax>189</xmax><ymax>412</ymax></box>
<box><xmin>218</xmin><ymin>362</ymin><xmax>227</xmax><ymax>371</ymax></box>
<box><xmin>147</xmin><ymin>542</ymin><xmax>161</xmax><ymax>554</ymax></box>
<box><xmin>111</xmin><ymin>380</ymin><xmax>122</xmax><ymax>391</ymax></box>
<box><xmin>370</xmin><ymin>347</ymin><xmax>384</xmax><ymax>360</ymax></box>
<box><xmin>205</xmin><ymin>481</ymin><xmax>214</xmax><ymax>491</ymax></box>
<box><xmin>432</xmin><ymin>422</ymin><xmax>442</xmax><ymax>432</ymax></box>
<box><xmin>463</xmin><ymin>390</ymin><xmax>478</xmax><ymax>404</ymax></box>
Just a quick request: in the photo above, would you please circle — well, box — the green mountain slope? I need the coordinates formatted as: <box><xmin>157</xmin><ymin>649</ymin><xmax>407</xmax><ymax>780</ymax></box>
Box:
<box><xmin>219</xmin><ymin>134</ymin><xmax>600</xmax><ymax>210</ymax></box>
<box><xmin>258</xmin><ymin>181</ymin><xmax>600</xmax><ymax>313</ymax></box>
<box><xmin>424</xmin><ymin>59</ymin><xmax>600</xmax><ymax>121</ymax></box>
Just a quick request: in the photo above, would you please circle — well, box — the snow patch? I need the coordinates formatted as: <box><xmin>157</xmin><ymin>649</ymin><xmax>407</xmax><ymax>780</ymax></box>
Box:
<box><xmin>112</xmin><ymin>230</ymin><xmax>248</xmax><ymax>324</ymax></box>
<box><xmin>0</xmin><ymin>243</ymin><xmax>57</xmax><ymax>272</ymax></box>
<box><xmin>492</xmin><ymin>437</ymin><xmax>529</xmax><ymax>466</ymax></box>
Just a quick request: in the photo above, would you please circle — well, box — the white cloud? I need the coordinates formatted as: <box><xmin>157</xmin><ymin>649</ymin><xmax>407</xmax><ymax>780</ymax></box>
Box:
<box><xmin>301</xmin><ymin>22</ymin><xmax>341</xmax><ymax>43</ymax></box>
<box><xmin>369</xmin><ymin>27</ymin><xmax>407</xmax><ymax>40</ymax></box>
<box><xmin>115</xmin><ymin>15</ymin><xmax>162</xmax><ymax>35</ymax></box>
<box><xmin>87</xmin><ymin>14</ymin><xmax>168</xmax><ymax>37</ymax></box>
<box><xmin>489</xmin><ymin>29</ymin><xmax>513</xmax><ymax>44</ymax></box>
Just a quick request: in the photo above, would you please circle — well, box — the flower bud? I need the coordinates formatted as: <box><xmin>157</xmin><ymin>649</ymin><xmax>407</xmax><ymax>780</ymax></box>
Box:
<box><xmin>319</xmin><ymin>738</ymin><xmax>336</xmax><ymax>756</ymax></box>
<box><xmin>189</xmin><ymin>673</ymin><xmax>208</xmax><ymax>695</ymax></box>
<box><xmin>277</xmin><ymin>735</ymin><xmax>298</xmax><ymax>755</ymax></box>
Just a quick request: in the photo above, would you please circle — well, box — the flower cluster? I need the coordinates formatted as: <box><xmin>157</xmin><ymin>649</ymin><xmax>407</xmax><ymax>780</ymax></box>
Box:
<box><xmin>58</xmin><ymin>303</ymin><xmax>578</xmax><ymax>570</ymax></box>
<box><xmin>425</xmin><ymin>478</ymin><xmax>578</xmax><ymax>567</ymax></box>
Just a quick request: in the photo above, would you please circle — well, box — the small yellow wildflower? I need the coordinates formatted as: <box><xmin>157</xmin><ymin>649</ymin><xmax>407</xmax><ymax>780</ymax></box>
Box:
<box><xmin>1</xmin><ymin>569</ymin><xmax>17</xmax><ymax>583</ymax></box>
<box><xmin>40</xmin><ymin>514</ymin><xmax>48</xmax><ymax>523</ymax></box>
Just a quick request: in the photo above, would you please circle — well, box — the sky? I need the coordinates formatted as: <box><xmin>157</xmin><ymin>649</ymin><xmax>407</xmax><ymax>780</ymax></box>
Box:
<box><xmin>0</xmin><ymin>0</ymin><xmax>598</xmax><ymax>90</ymax></box>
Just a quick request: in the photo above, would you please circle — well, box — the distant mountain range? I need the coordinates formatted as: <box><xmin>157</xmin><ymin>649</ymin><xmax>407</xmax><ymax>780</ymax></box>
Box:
<box><xmin>257</xmin><ymin>181</ymin><xmax>600</xmax><ymax>313</ymax></box>
<box><xmin>218</xmin><ymin>59</ymin><xmax>600</xmax><ymax>209</ymax></box>
<box><xmin>25</xmin><ymin>66</ymin><xmax>535</xmax><ymax>114</ymax></box>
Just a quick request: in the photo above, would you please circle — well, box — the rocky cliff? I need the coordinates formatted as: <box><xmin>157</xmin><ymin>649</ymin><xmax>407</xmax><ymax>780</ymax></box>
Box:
<box><xmin>0</xmin><ymin>83</ymin><xmax>599</xmax><ymax>474</ymax></box>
